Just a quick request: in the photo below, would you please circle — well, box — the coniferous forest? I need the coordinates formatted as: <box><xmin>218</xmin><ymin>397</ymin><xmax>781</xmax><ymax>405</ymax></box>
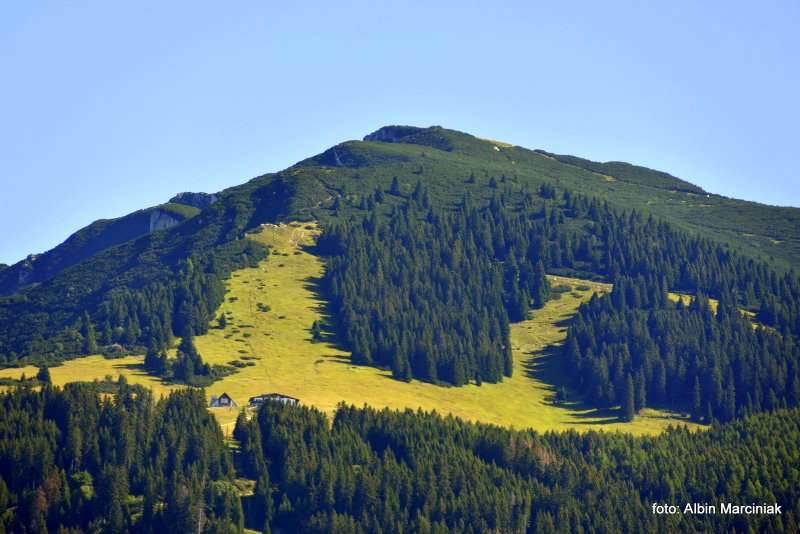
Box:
<box><xmin>0</xmin><ymin>384</ymin><xmax>243</xmax><ymax>533</ymax></box>
<box><xmin>0</xmin><ymin>125</ymin><xmax>799</xmax><ymax>532</ymax></box>
<box><xmin>2</xmin><ymin>386</ymin><xmax>799</xmax><ymax>533</ymax></box>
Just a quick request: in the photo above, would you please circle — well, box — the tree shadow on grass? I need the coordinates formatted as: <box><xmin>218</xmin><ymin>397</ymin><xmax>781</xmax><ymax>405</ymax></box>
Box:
<box><xmin>522</xmin><ymin>344</ymin><xmax>622</xmax><ymax>426</ymax></box>
<box><xmin>110</xmin><ymin>361</ymin><xmax>175</xmax><ymax>386</ymax></box>
<box><xmin>302</xmin><ymin>272</ymin><xmax>421</xmax><ymax>384</ymax></box>
<box><xmin>302</xmin><ymin>274</ymin><xmax>350</xmax><ymax>351</ymax></box>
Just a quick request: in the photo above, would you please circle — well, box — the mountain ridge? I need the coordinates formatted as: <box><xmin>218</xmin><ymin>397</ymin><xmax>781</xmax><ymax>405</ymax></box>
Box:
<box><xmin>0</xmin><ymin>194</ymin><xmax>215</xmax><ymax>296</ymax></box>
<box><xmin>1</xmin><ymin>124</ymin><xmax>798</xmax><ymax>365</ymax></box>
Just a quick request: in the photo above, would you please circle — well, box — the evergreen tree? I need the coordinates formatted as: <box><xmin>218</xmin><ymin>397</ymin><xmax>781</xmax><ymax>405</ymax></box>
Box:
<box><xmin>623</xmin><ymin>374</ymin><xmax>635</xmax><ymax>422</ymax></box>
<box><xmin>36</xmin><ymin>365</ymin><xmax>51</xmax><ymax>385</ymax></box>
<box><xmin>82</xmin><ymin>312</ymin><xmax>98</xmax><ymax>354</ymax></box>
<box><xmin>310</xmin><ymin>320</ymin><xmax>322</xmax><ymax>342</ymax></box>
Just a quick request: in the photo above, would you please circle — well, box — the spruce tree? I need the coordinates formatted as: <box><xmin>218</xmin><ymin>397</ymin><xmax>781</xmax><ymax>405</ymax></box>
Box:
<box><xmin>36</xmin><ymin>365</ymin><xmax>51</xmax><ymax>385</ymax></box>
<box><xmin>82</xmin><ymin>312</ymin><xmax>98</xmax><ymax>354</ymax></box>
<box><xmin>622</xmin><ymin>374</ymin><xmax>635</xmax><ymax>422</ymax></box>
<box><xmin>311</xmin><ymin>320</ymin><xmax>322</xmax><ymax>342</ymax></box>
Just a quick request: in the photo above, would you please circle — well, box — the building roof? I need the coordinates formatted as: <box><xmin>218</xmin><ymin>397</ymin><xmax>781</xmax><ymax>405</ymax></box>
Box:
<box><xmin>249</xmin><ymin>392</ymin><xmax>299</xmax><ymax>403</ymax></box>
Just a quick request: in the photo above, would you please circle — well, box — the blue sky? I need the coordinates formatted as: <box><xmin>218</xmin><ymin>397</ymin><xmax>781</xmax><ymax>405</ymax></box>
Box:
<box><xmin>1</xmin><ymin>1</ymin><xmax>798</xmax><ymax>264</ymax></box>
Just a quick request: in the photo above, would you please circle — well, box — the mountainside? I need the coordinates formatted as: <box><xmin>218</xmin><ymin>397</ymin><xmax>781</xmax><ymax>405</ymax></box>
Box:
<box><xmin>0</xmin><ymin>196</ymin><xmax>211</xmax><ymax>296</ymax></box>
<box><xmin>1</xmin><ymin>125</ymin><xmax>799</xmax><ymax>532</ymax></box>
<box><xmin>0</xmin><ymin>126</ymin><xmax>800</xmax><ymax>361</ymax></box>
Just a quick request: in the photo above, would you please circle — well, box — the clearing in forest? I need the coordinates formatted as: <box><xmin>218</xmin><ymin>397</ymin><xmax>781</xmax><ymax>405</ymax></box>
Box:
<box><xmin>197</xmin><ymin>222</ymin><xmax>696</xmax><ymax>434</ymax></box>
<box><xmin>2</xmin><ymin>222</ymin><xmax>698</xmax><ymax>435</ymax></box>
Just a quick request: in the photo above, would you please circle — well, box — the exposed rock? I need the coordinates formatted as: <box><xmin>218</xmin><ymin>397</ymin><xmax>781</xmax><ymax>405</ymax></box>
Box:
<box><xmin>169</xmin><ymin>191</ymin><xmax>218</xmax><ymax>209</ymax></box>
<box><xmin>364</xmin><ymin>125</ymin><xmax>427</xmax><ymax>143</ymax></box>
<box><xmin>363</xmin><ymin>125</ymin><xmax>453</xmax><ymax>152</ymax></box>
<box><xmin>149</xmin><ymin>209</ymin><xmax>182</xmax><ymax>232</ymax></box>
<box><xmin>316</xmin><ymin>145</ymin><xmax>369</xmax><ymax>168</ymax></box>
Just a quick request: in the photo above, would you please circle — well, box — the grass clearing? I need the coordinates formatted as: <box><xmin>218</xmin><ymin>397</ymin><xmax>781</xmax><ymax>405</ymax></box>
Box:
<box><xmin>195</xmin><ymin>223</ymin><xmax>697</xmax><ymax>434</ymax></box>
<box><xmin>3</xmin><ymin>222</ymin><xmax>698</xmax><ymax>435</ymax></box>
<box><xmin>667</xmin><ymin>292</ymin><xmax>763</xmax><ymax>330</ymax></box>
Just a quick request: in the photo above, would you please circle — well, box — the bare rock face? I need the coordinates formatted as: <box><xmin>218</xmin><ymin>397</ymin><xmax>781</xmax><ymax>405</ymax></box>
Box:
<box><xmin>149</xmin><ymin>209</ymin><xmax>183</xmax><ymax>232</ymax></box>
<box><xmin>363</xmin><ymin>125</ymin><xmax>453</xmax><ymax>152</ymax></box>
<box><xmin>169</xmin><ymin>192</ymin><xmax>218</xmax><ymax>209</ymax></box>
<box><xmin>363</xmin><ymin>125</ymin><xmax>426</xmax><ymax>143</ymax></box>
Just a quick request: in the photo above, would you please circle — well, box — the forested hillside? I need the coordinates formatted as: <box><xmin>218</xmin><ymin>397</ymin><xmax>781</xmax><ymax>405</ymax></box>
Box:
<box><xmin>2</xmin><ymin>386</ymin><xmax>796</xmax><ymax>533</ymax></box>
<box><xmin>563</xmin><ymin>276</ymin><xmax>800</xmax><ymax>423</ymax></box>
<box><xmin>2</xmin><ymin>125</ymin><xmax>798</xmax><ymax>367</ymax></box>
<box><xmin>318</xmin><ymin>191</ymin><xmax>549</xmax><ymax>385</ymax></box>
<box><xmin>0</xmin><ymin>125</ymin><xmax>799</xmax><ymax>533</ymax></box>
<box><xmin>0</xmin><ymin>384</ymin><xmax>242</xmax><ymax>533</ymax></box>
<box><xmin>233</xmin><ymin>400</ymin><xmax>798</xmax><ymax>533</ymax></box>
<box><xmin>0</xmin><ymin>200</ymin><xmax>203</xmax><ymax>296</ymax></box>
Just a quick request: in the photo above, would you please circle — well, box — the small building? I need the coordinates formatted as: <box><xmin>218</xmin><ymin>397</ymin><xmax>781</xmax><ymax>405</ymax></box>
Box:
<box><xmin>210</xmin><ymin>392</ymin><xmax>237</xmax><ymax>408</ymax></box>
<box><xmin>248</xmin><ymin>393</ymin><xmax>299</xmax><ymax>407</ymax></box>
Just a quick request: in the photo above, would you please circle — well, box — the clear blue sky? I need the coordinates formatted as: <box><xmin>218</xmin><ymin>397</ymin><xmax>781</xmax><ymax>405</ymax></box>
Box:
<box><xmin>1</xmin><ymin>1</ymin><xmax>798</xmax><ymax>264</ymax></box>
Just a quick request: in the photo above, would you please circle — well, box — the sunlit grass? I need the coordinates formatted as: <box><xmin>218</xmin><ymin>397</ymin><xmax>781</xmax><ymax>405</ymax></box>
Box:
<box><xmin>2</xmin><ymin>222</ymin><xmax>699</xmax><ymax>435</ymax></box>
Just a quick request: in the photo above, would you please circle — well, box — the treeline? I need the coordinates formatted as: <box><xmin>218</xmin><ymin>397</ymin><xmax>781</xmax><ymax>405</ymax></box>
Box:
<box><xmin>0</xmin><ymin>384</ymin><xmax>243</xmax><ymax>533</ymax></box>
<box><xmin>563</xmin><ymin>275</ymin><xmax>800</xmax><ymax>422</ymax></box>
<box><xmin>318</xmin><ymin>188</ymin><xmax>551</xmax><ymax>385</ymax></box>
<box><xmin>235</xmin><ymin>400</ymin><xmax>800</xmax><ymax>533</ymax></box>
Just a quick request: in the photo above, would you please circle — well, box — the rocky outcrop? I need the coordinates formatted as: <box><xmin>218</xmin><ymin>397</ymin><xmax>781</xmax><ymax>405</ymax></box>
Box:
<box><xmin>169</xmin><ymin>192</ymin><xmax>218</xmax><ymax>209</ymax></box>
<box><xmin>149</xmin><ymin>209</ymin><xmax>183</xmax><ymax>232</ymax></box>
<box><xmin>363</xmin><ymin>125</ymin><xmax>454</xmax><ymax>152</ymax></box>
<box><xmin>364</xmin><ymin>125</ymin><xmax>427</xmax><ymax>143</ymax></box>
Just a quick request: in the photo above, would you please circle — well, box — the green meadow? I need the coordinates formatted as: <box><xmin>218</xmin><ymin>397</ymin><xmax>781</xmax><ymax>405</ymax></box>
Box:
<box><xmin>2</xmin><ymin>223</ymin><xmax>698</xmax><ymax>435</ymax></box>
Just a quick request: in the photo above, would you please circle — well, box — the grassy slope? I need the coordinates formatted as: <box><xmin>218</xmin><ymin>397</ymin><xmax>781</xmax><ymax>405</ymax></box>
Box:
<box><xmin>0</xmin><ymin>223</ymin><xmax>697</xmax><ymax>435</ymax></box>
<box><xmin>196</xmin><ymin>223</ymin><xmax>695</xmax><ymax>434</ymax></box>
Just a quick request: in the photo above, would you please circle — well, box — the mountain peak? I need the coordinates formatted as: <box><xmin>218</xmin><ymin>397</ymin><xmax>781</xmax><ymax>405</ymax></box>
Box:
<box><xmin>363</xmin><ymin>125</ymin><xmax>456</xmax><ymax>152</ymax></box>
<box><xmin>169</xmin><ymin>191</ymin><xmax>218</xmax><ymax>209</ymax></box>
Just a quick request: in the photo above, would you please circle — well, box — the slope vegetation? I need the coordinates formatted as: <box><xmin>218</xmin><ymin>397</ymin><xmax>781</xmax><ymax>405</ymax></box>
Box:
<box><xmin>0</xmin><ymin>200</ymin><xmax>202</xmax><ymax>296</ymax></box>
<box><xmin>196</xmin><ymin>223</ymin><xmax>693</xmax><ymax>434</ymax></box>
<box><xmin>0</xmin><ymin>223</ymin><xmax>696</xmax><ymax>434</ymax></box>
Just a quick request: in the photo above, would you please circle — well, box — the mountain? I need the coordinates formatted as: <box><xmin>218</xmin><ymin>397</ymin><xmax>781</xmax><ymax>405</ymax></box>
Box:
<box><xmin>0</xmin><ymin>195</ymin><xmax>214</xmax><ymax>296</ymax></box>
<box><xmin>1</xmin><ymin>125</ymin><xmax>798</xmax><ymax>365</ymax></box>
<box><xmin>1</xmin><ymin>125</ymin><xmax>799</xmax><ymax>533</ymax></box>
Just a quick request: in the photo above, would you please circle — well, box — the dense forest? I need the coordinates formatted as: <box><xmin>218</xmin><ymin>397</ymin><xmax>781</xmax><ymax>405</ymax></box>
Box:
<box><xmin>4</xmin><ymin>387</ymin><xmax>797</xmax><ymax>533</ymax></box>
<box><xmin>317</xmin><ymin>179</ymin><xmax>800</xmax><ymax>414</ymax></box>
<box><xmin>318</xmin><ymin>187</ymin><xmax>550</xmax><ymax>385</ymax></box>
<box><xmin>563</xmin><ymin>275</ymin><xmax>800</xmax><ymax>422</ymax></box>
<box><xmin>0</xmin><ymin>384</ymin><xmax>243</xmax><ymax>533</ymax></box>
<box><xmin>230</xmin><ymin>400</ymin><xmax>799</xmax><ymax>533</ymax></box>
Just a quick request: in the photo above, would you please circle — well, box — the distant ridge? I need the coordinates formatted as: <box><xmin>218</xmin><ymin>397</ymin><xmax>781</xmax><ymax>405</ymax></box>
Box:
<box><xmin>0</xmin><ymin>194</ymin><xmax>210</xmax><ymax>295</ymax></box>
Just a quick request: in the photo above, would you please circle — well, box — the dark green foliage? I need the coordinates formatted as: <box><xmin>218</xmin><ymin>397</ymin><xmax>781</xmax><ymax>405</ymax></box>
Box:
<box><xmin>36</xmin><ymin>365</ymin><xmax>51</xmax><ymax>385</ymax></box>
<box><xmin>319</xmin><ymin>195</ymin><xmax>550</xmax><ymax>385</ymax></box>
<box><xmin>81</xmin><ymin>311</ymin><xmax>97</xmax><ymax>354</ymax></box>
<box><xmin>238</xmin><ymin>400</ymin><xmax>800</xmax><ymax>533</ymax></box>
<box><xmin>563</xmin><ymin>275</ymin><xmax>800</xmax><ymax>421</ymax></box>
<box><xmin>0</xmin><ymin>201</ymin><xmax>201</xmax><ymax>296</ymax></box>
<box><xmin>310</xmin><ymin>320</ymin><xmax>322</xmax><ymax>342</ymax></box>
<box><xmin>0</xmin><ymin>385</ymin><xmax>240</xmax><ymax>533</ymax></box>
<box><xmin>623</xmin><ymin>373</ymin><xmax>635</xmax><ymax>421</ymax></box>
<box><xmin>536</xmin><ymin>149</ymin><xmax>706</xmax><ymax>193</ymax></box>
<box><xmin>142</xmin><ymin>333</ymin><xmax>230</xmax><ymax>387</ymax></box>
<box><xmin>172</xmin><ymin>334</ymin><xmax>210</xmax><ymax>383</ymax></box>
